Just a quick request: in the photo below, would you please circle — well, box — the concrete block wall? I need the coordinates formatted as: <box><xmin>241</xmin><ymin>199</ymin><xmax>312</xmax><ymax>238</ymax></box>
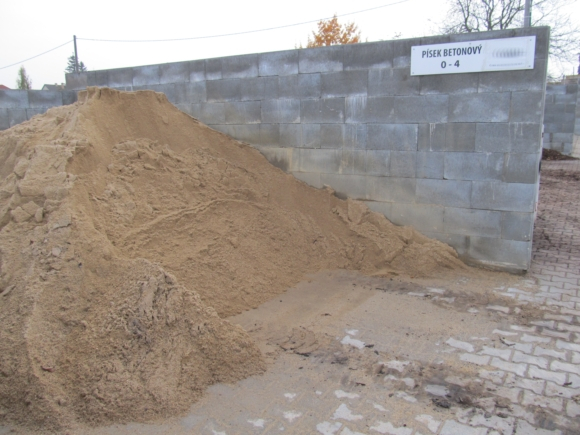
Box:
<box><xmin>543</xmin><ymin>79</ymin><xmax>579</xmax><ymax>155</ymax></box>
<box><xmin>65</xmin><ymin>27</ymin><xmax>549</xmax><ymax>271</ymax></box>
<box><xmin>0</xmin><ymin>89</ymin><xmax>77</xmax><ymax>130</ymax></box>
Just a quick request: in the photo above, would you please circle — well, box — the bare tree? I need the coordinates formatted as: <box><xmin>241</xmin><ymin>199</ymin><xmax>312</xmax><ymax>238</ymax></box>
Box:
<box><xmin>440</xmin><ymin>0</ymin><xmax>580</xmax><ymax>76</ymax></box>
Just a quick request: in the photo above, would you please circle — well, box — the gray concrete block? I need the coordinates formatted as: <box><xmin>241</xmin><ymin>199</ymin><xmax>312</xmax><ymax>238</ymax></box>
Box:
<box><xmin>364</xmin><ymin>201</ymin><xmax>392</xmax><ymax>220</ymax></box>
<box><xmin>28</xmin><ymin>90</ymin><xmax>62</xmax><ymax>108</ymax></box>
<box><xmin>132</xmin><ymin>65</ymin><xmax>161</xmax><ymax>86</ymax></box>
<box><xmin>8</xmin><ymin>108</ymin><xmax>27</xmax><ymax>127</ymax></box>
<box><xmin>302</xmin><ymin>124</ymin><xmax>321</xmax><ymax>148</ymax></box>
<box><xmin>471</xmin><ymin>181</ymin><xmax>536</xmax><ymax>212</ymax></box>
<box><xmin>343</xmin><ymin>124</ymin><xmax>367</xmax><ymax>149</ymax></box>
<box><xmin>475</xmin><ymin>123</ymin><xmax>542</xmax><ymax>154</ymax></box>
<box><xmin>172</xmin><ymin>81</ymin><xmax>207</xmax><ymax>104</ymax></box>
<box><xmin>368</xmin><ymin>68</ymin><xmax>420</xmax><ymax>96</ymax></box>
<box><xmin>222</xmin><ymin>54</ymin><xmax>258</xmax><ymax>79</ymax></box>
<box><xmin>301</xmin><ymin>98</ymin><xmax>345</xmax><ymax>124</ymax></box>
<box><xmin>390</xmin><ymin>203</ymin><xmax>444</xmax><ymax>233</ymax></box>
<box><xmin>160</xmin><ymin>61</ymin><xmax>189</xmax><ymax>84</ymax></box>
<box><xmin>369</xmin><ymin>176</ymin><xmax>416</xmax><ymax>203</ymax></box>
<box><xmin>259</xmin><ymin>124</ymin><xmax>279</xmax><ymax>146</ymax></box>
<box><xmin>340</xmin><ymin>149</ymin><xmax>366</xmax><ymax>175</ymax></box>
<box><xmin>297</xmin><ymin>148</ymin><xmax>342</xmax><ymax>173</ymax></box>
<box><xmin>0</xmin><ymin>90</ymin><xmax>29</xmax><ymax>108</ymax></box>
<box><xmin>258</xmin><ymin>50</ymin><xmax>299</xmax><ymax>76</ymax></box>
<box><xmin>205</xmin><ymin>58</ymin><xmax>222</xmax><ymax>80</ymax></box>
<box><xmin>319</xmin><ymin>124</ymin><xmax>344</xmax><ymax>149</ymax></box>
<box><xmin>259</xmin><ymin>147</ymin><xmax>291</xmax><ymax>172</ymax></box>
<box><xmin>224</xmin><ymin>101</ymin><xmax>261</xmax><ymax>124</ymax></box>
<box><xmin>416</xmin><ymin>179</ymin><xmax>471</xmax><ymax>208</ymax></box>
<box><xmin>419</xmin><ymin>73</ymin><xmax>479</xmax><ymax>95</ymax></box>
<box><xmin>392</xmin><ymin>38</ymin><xmax>415</xmax><ymax>68</ymax></box>
<box><xmin>321</xmin><ymin>70</ymin><xmax>368</xmax><ymax>98</ymax></box>
<box><xmin>261</xmin><ymin>99</ymin><xmax>300</xmax><ymax>124</ymax></box>
<box><xmin>467</xmin><ymin>237</ymin><xmax>531</xmax><ymax>270</ymax></box>
<box><xmin>206</xmin><ymin>79</ymin><xmax>241</xmax><ymax>102</ymax></box>
<box><xmin>418</xmin><ymin>123</ymin><xmax>476</xmax><ymax>152</ymax></box>
<box><xmin>0</xmin><ymin>109</ymin><xmax>9</xmax><ymax>130</ymax></box>
<box><xmin>501</xmin><ymin>212</ymin><xmax>534</xmax><ymax>242</ymax></box>
<box><xmin>26</xmin><ymin>107</ymin><xmax>48</xmax><ymax>119</ymax></box>
<box><xmin>87</xmin><ymin>70</ymin><xmax>109</xmax><ymax>87</ymax></box>
<box><xmin>367</xmin><ymin>124</ymin><xmax>418</xmax><ymax>151</ymax></box>
<box><xmin>417</xmin><ymin>123</ymin><xmax>446</xmax><ymax>151</ymax></box>
<box><xmin>191</xmin><ymin>102</ymin><xmax>225</xmax><ymax>124</ymax></box>
<box><xmin>299</xmin><ymin>45</ymin><xmax>343</xmax><ymax>73</ymax></box>
<box><xmin>478</xmin><ymin>58</ymin><xmax>547</xmax><ymax>92</ymax></box>
<box><xmin>365</xmin><ymin>150</ymin><xmax>390</xmax><ymax>176</ymax></box>
<box><xmin>292</xmin><ymin>171</ymin><xmax>322</xmax><ymax>188</ymax></box>
<box><xmin>189</xmin><ymin>60</ymin><xmax>206</xmax><ymax>82</ymax></box>
<box><xmin>210</xmin><ymin>124</ymin><xmax>261</xmax><ymax>144</ymax></box>
<box><xmin>416</xmin><ymin>152</ymin><xmax>444</xmax><ymax>179</ymax></box>
<box><xmin>345</xmin><ymin>96</ymin><xmax>394</xmax><ymax>123</ymax></box>
<box><xmin>174</xmin><ymin>103</ymin><xmax>193</xmax><ymax>116</ymax></box>
<box><xmin>510</xmin><ymin>91</ymin><xmax>544</xmax><ymax>123</ymax></box>
<box><xmin>320</xmin><ymin>174</ymin><xmax>368</xmax><ymax>200</ymax></box>
<box><xmin>422</xmin><ymin>231</ymin><xmax>469</xmax><ymax>257</ymax></box>
<box><xmin>279</xmin><ymin>74</ymin><xmax>320</xmax><ymax>99</ymax></box>
<box><xmin>279</xmin><ymin>124</ymin><xmax>302</xmax><ymax>148</ymax></box>
<box><xmin>444</xmin><ymin>152</ymin><xmax>504</xmax><ymax>181</ymax></box>
<box><xmin>450</xmin><ymin>93</ymin><xmax>511</xmax><ymax>122</ymax></box>
<box><xmin>108</xmin><ymin>68</ymin><xmax>133</xmax><ymax>87</ymax></box>
<box><xmin>444</xmin><ymin>207</ymin><xmax>501</xmax><ymax>237</ymax></box>
<box><xmin>394</xmin><ymin>95</ymin><xmax>449</xmax><ymax>123</ymax></box>
<box><xmin>546</xmin><ymin>84</ymin><xmax>566</xmax><ymax>95</ymax></box>
<box><xmin>554</xmin><ymin>93</ymin><xmax>577</xmax><ymax>104</ymax></box>
<box><xmin>65</xmin><ymin>72</ymin><xmax>88</xmax><ymax>90</ymax></box>
<box><xmin>343</xmin><ymin>41</ymin><xmax>393</xmax><ymax>71</ymax></box>
<box><xmin>390</xmin><ymin>151</ymin><xmax>416</xmax><ymax>177</ymax></box>
<box><xmin>145</xmin><ymin>83</ymin><xmax>178</xmax><ymax>103</ymax></box>
<box><xmin>503</xmin><ymin>153</ymin><xmax>540</xmax><ymax>184</ymax></box>
<box><xmin>240</xmin><ymin>77</ymin><xmax>278</xmax><ymax>101</ymax></box>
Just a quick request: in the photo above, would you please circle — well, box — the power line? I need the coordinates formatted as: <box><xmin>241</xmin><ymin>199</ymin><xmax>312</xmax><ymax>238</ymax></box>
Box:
<box><xmin>78</xmin><ymin>0</ymin><xmax>411</xmax><ymax>43</ymax></box>
<box><xmin>0</xmin><ymin>40</ymin><xmax>72</xmax><ymax>70</ymax></box>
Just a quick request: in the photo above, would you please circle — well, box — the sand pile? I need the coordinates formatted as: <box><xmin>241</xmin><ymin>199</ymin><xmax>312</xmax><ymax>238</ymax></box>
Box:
<box><xmin>0</xmin><ymin>87</ymin><xmax>465</xmax><ymax>431</ymax></box>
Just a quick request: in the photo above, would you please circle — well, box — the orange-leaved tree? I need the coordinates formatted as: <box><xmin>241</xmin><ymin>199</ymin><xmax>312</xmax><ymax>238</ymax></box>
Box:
<box><xmin>306</xmin><ymin>14</ymin><xmax>361</xmax><ymax>47</ymax></box>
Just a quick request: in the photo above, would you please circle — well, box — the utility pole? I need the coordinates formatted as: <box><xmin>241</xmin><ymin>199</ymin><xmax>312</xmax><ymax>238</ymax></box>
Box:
<box><xmin>73</xmin><ymin>35</ymin><xmax>79</xmax><ymax>73</ymax></box>
<box><xmin>523</xmin><ymin>0</ymin><xmax>532</xmax><ymax>27</ymax></box>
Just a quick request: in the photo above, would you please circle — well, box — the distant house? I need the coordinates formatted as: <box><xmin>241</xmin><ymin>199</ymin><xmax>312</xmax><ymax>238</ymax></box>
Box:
<box><xmin>42</xmin><ymin>84</ymin><xmax>65</xmax><ymax>91</ymax></box>
<box><xmin>0</xmin><ymin>85</ymin><xmax>9</xmax><ymax>90</ymax></box>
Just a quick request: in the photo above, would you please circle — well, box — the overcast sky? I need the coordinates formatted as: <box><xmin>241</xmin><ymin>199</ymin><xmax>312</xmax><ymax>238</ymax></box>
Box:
<box><xmin>0</xmin><ymin>0</ymin><xmax>578</xmax><ymax>89</ymax></box>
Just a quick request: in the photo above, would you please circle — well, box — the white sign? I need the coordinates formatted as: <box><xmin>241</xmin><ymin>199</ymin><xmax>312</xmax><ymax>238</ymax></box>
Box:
<box><xmin>410</xmin><ymin>36</ymin><xmax>536</xmax><ymax>76</ymax></box>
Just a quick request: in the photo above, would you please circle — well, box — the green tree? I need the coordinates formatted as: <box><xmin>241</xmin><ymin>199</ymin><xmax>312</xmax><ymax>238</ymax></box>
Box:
<box><xmin>65</xmin><ymin>53</ymin><xmax>87</xmax><ymax>73</ymax></box>
<box><xmin>16</xmin><ymin>66</ymin><xmax>32</xmax><ymax>90</ymax></box>
<box><xmin>305</xmin><ymin>14</ymin><xmax>361</xmax><ymax>47</ymax></box>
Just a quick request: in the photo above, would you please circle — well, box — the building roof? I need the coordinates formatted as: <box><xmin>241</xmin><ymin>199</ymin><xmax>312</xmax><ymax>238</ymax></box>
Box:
<box><xmin>0</xmin><ymin>85</ymin><xmax>10</xmax><ymax>90</ymax></box>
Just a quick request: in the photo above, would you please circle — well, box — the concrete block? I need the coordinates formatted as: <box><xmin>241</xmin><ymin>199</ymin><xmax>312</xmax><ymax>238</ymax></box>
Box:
<box><xmin>390</xmin><ymin>151</ymin><xmax>416</xmax><ymax>177</ymax></box>
<box><xmin>144</xmin><ymin>83</ymin><xmax>178</xmax><ymax>103</ymax></box>
<box><xmin>132</xmin><ymin>65</ymin><xmax>161</xmax><ymax>86</ymax></box>
<box><xmin>321</xmin><ymin>70</ymin><xmax>368</xmax><ymax>98</ymax></box>
<box><xmin>258</xmin><ymin>50</ymin><xmax>299</xmax><ymax>76</ymax></box>
<box><xmin>279</xmin><ymin>124</ymin><xmax>302</xmax><ymax>148</ymax></box>
<box><xmin>390</xmin><ymin>203</ymin><xmax>444</xmax><ymax>233</ymax></box>
<box><xmin>301</xmin><ymin>98</ymin><xmax>345</xmax><ymax>124</ymax></box>
<box><xmin>343</xmin><ymin>124</ymin><xmax>367</xmax><ymax>149</ymax></box>
<box><xmin>546</xmin><ymin>84</ymin><xmax>566</xmax><ymax>95</ymax></box>
<box><xmin>368</xmin><ymin>68</ymin><xmax>420</xmax><ymax>96</ymax></box>
<box><xmin>369</xmin><ymin>176</ymin><xmax>416</xmax><ymax>203</ymax></box>
<box><xmin>279</xmin><ymin>73</ymin><xmax>320</xmax><ymax>99</ymax></box>
<box><xmin>416</xmin><ymin>179</ymin><xmax>471</xmax><ymax>208</ymax></box>
<box><xmin>394</xmin><ymin>95</ymin><xmax>449</xmax><ymax>123</ymax></box>
<box><xmin>224</xmin><ymin>101</ymin><xmax>261</xmax><ymax>124</ymax></box>
<box><xmin>258</xmin><ymin>147</ymin><xmax>291</xmax><ymax>172</ymax></box>
<box><xmin>296</xmin><ymin>148</ymin><xmax>342</xmax><ymax>173</ymax></box>
<box><xmin>320</xmin><ymin>174</ymin><xmax>368</xmax><ymax>200</ymax></box>
<box><xmin>476</xmin><ymin>123</ymin><xmax>538</xmax><ymax>153</ymax></box>
<box><xmin>26</xmin><ymin>108</ymin><xmax>47</xmax><ymax>119</ymax></box>
<box><xmin>471</xmin><ymin>181</ymin><xmax>536</xmax><ymax>212</ymax></box>
<box><xmin>510</xmin><ymin>91</ymin><xmax>544</xmax><ymax>123</ymax></box>
<box><xmin>0</xmin><ymin>109</ymin><xmax>9</xmax><ymax>130</ymax></box>
<box><xmin>259</xmin><ymin>124</ymin><xmax>279</xmax><ymax>146</ymax></box>
<box><xmin>172</xmin><ymin>81</ymin><xmax>207</xmax><ymax>104</ymax></box>
<box><xmin>449</xmin><ymin>93</ymin><xmax>510</xmax><ymax>122</ymax></box>
<box><xmin>343</xmin><ymin>41</ymin><xmax>393</xmax><ymax>71</ymax></box>
<box><xmin>206</xmin><ymin>79</ymin><xmax>241</xmax><ymax>102</ymax></box>
<box><xmin>392</xmin><ymin>38</ymin><xmax>415</xmax><ymax>68</ymax></box>
<box><xmin>345</xmin><ymin>96</ymin><xmax>394</xmax><ymax>123</ymax></box>
<box><xmin>364</xmin><ymin>201</ymin><xmax>392</xmax><ymax>220</ymax></box>
<box><xmin>108</xmin><ymin>68</ymin><xmax>133</xmax><ymax>87</ymax></box>
<box><xmin>501</xmin><ymin>212</ymin><xmax>534</xmax><ymax>242</ymax></box>
<box><xmin>62</xmin><ymin>90</ymin><xmax>78</xmax><ymax>106</ymax></box>
<box><xmin>0</xmin><ymin>90</ymin><xmax>29</xmax><ymax>108</ymax></box>
<box><xmin>319</xmin><ymin>124</ymin><xmax>344</xmax><ymax>149</ymax></box>
<box><xmin>467</xmin><ymin>237</ymin><xmax>531</xmax><ymax>270</ymax></box>
<box><xmin>420</xmin><ymin>73</ymin><xmax>479</xmax><ymax>95</ymax></box>
<box><xmin>417</xmin><ymin>123</ymin><xmax>446</xmax><ymax>151</ymax></box>
<box><xmin>503</xmin><ymin>153</ymin><xmax>540</xmax><ymax>184</ymax></box>
<box><xmin>8</xmin><ymin>108</ymin><xmax>27</xmax><ymax>127</ymax></box>
<box><xmin>302</xmin><ymin>124</ymin><xmax>320</xmax><ymax>148</ymax></box>
<box><xmin>221</xmin><ymin>54</ymin><xmax>258</xmax><ymax>79</ymax></box>
<box><xmin>65</xmin><ymin>72</ymin><xmax>88</xmax><ymax>90</ymax></box>
<box><xmin>28</xmin><ymin>90</ymin><xmax>62</xmax><ymax>108</ymax></box>
<box><xmin>416</xmin><ymin>152</ymin><xmax>444</xmax><ymax>179</ymax></box>
<box><xmin>444</xmin><ymin>152</ymin><xmax>504</xmax><ymax>181</ymax></box>
<box><xmin>190</xmin><ymin>102</ymin><xmax>225</xmax><ymax>124</ymax></box>
<box><xmin>365</xmin><ymin>150</ymin><xmax>390</xmax><ymax>176</ymax></box>
<box><xmin>240</xmin><ymin>77</ymin><xmax>278</xmax><ymax>101</ymax></box>
<box><xmin>189</xmin><ymin>60</ymin><xmax>206</xmax><ymax>82</ymax></box>
<box><xmin>174</xmin><ymin>103</ymin><xmax>193</xmax><ymax>116</ymax></box>
<box><xmin>418</xmin><ymin>123</ymin><xmax>476</xmax><ymax>152</ymax></box>
<box><xmin>422</xmin><ymin>231</ymin><xmax>469</xmax><ymax>257</ymax></box>
<box><xmin>86</xmin><ymin>70</ymin><xmax>109</xmax><ymax>87</ymax></box>
<box><xmin>160</xmin><ymin>61</ymin><xmax>189</xmax><ymax>84</ymax></box>
<box><xmin>554</xmin><ymin>93</ymin><xmax>577</xmax><ymax>104</ymax></box>
<box><xmin>340</xmin><ymin>149</ymin><xmax>366</xmax><ymax>175</ymax></box>
<box><xmin>210</xmin><ymin>124</ymin><xmax>260</xmax><ymax>144</ymax></box>
<box><xmin>299</xmin><ymin>45</ymin><xmax>343</xmax><ymax>73</ymax></box>
<box><xmin>292</xmin><ymin>171</ymin><xmax>322</xmax><ymax>188</ymax></box>
<box><xmin>261</xmin><ymin>99</ymin><xmax>300</xmax><ymax>124</ymax></box>
<box><xmin>367</xmin><ymin>124</ymin><xmax>418</xmax><ymax>151</ymax></box>
<box><xmin>444</xmin><ymin>207</ymin><xmax>501</xmax><ymax>237</ymax></box>
<box><xmin>205</xmin><ymin>58</ymin><xmax>222</xmax><ymax>80</ymax></box>
<box><xmin>478</xmin><ymin>58</ymin><xmax>547</xmax><ymax>92</ymax></box>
